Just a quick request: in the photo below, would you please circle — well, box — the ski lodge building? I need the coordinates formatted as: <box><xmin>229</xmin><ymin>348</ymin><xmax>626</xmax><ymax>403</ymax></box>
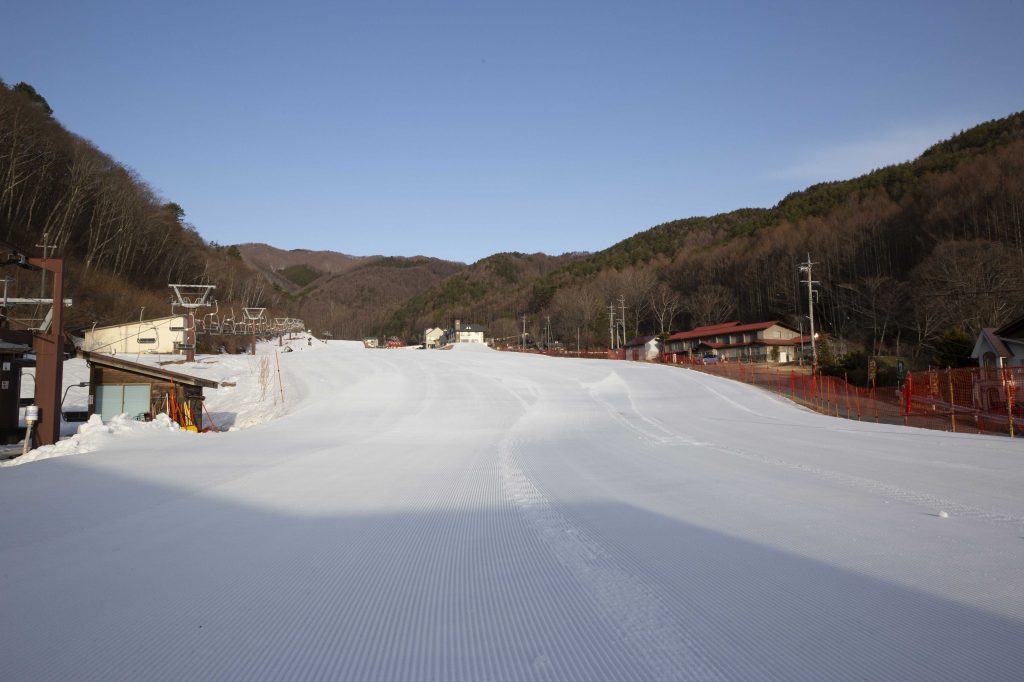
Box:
<box><xmin>445</xmin><ymin>320</ymin><xmax>486</xmax><ymax>345</ymax></box>
<box><xmin>663</xmin><ymin>321</ymin><xmax>806</xmax><ymax>363</ymax></box>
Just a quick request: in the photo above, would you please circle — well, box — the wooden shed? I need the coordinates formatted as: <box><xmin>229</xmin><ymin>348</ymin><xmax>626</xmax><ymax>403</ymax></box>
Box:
<box><xmin>80</xmin><ymin>351</ymin><xmax>219</xmax><ymax>431</ymax></box>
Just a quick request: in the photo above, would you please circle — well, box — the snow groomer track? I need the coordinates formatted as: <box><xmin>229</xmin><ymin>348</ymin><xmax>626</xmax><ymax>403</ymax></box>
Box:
<box><xmin>3</xmin><ymin>341</ymin><xmax>1024</xmax><ymax>680</ymax></box>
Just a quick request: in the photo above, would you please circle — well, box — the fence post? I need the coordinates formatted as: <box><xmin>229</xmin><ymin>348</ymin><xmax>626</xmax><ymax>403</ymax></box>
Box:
<box><xmin>1004</xmin><ymin>368</ymin><xmax>1015</xmax><ymax>438</ymax></box>
<box><xmin>844</xmin><ymin>373</ymin><xmax>851</xmax><ymax>419</ymax></box>
<box><xmin>903</xmin><ymin>373</ymin><xmax>913</xmax><ymax>426</ymax></box>
<box><xmin>947</xmin><ymin>367</ymin><xmax>956</xmax><ymax>433</ymax></box>
<box><xmin>833</xmin><ymin>378</ymin><xmax>839</xmax><ymax>417</ymax></box>
<box><xmin>812</xmin><ymin>371</ymin><xmax>819</xmax><ymax>413</ymax></box>
<box><xmin>872</xmin><ymin>385</ymin><xmax>879</xmax><ymax>422</ymax></box>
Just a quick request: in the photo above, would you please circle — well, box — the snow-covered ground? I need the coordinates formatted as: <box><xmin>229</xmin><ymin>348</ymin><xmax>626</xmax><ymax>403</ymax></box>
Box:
<box><xmin>2</xmin><ymin>341</ymin><xmax>1023</xmax><ymax>680</ymax></box>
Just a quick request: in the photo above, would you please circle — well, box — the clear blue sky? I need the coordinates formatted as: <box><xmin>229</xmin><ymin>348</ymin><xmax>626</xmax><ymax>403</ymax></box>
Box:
<box><xmin>3</xmin><ymin>1</ymin><xmax>1022</xmax><ymax>263</ymax></box>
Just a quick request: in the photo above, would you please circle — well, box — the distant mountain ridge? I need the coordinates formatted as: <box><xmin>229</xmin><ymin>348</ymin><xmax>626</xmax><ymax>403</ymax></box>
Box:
<box><xmin>239</xmin><ymin>111</ymin><xmax>1024</xmax><ymax>356</ymax></box>
<box><xmin>2</xmin><ymin>77</ymin><xmax>1021</xmax><ymax>359</ymax></box>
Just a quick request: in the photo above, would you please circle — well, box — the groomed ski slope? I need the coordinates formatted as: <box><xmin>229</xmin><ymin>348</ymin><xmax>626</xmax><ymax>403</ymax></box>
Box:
<box><xmin>3</xmin><ymin>341</ymin><xmax>1024</xmax><ymax>680</ymax></box>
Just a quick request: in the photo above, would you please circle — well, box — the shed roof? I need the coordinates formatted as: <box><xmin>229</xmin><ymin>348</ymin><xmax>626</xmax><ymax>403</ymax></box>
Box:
<box><xmin>972</xmin><ymin>328</ymin><xmax>1013</xmax><ymax>360</ymax></box>
<box><xmin>0</xmin><ymin>340</ymin><xmax>32</xmax><ymax>353</ymax></box>
<box><xmin>623</xmin><ymin>335</ymin><xmax>657</xmax><ymax>348</ymax></box>
<box><xmin>80</xmin><ymin>351</ymin><xmax>219</xmax><ymax>388</ymax></box>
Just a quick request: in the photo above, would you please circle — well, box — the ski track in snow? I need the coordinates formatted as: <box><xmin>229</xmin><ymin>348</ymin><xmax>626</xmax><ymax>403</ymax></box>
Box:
<box><xmin>3</xmin><ymin>343</ymin><xmax>1024</xmax><ymax>680</ymax></box>
<box><xmin>708</xmin><ymin>443</ymin><xmax>1024</xmax><ymax>529</ymax></box>
<box><xmin>496</xmin><ymin>388</ymin><xmax>724</xmax><ymax>681</ymax></box>
<box><xmin>585</xmin><ymin>366</ymin><xmax>1024</xmax><ymax>531</ymax></box>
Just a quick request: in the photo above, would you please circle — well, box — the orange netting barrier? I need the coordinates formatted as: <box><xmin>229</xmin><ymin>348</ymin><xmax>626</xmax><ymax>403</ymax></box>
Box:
<box><xmin>659</xmin><ymin>354</ymin><xmax>1024</xmax><ymax>437</ymax></box>
<box><xmin>498</xmin><ymin>347</ymin><xmax>616</xmax><ymax>359</ymax></box>
<box><xmin>496</xmin><ymin>346</ymin><xmax>1023</xmax><ymax>436</ymax></box>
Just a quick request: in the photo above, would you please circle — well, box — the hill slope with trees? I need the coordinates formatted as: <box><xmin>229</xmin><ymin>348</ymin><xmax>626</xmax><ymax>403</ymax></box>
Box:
<box><xmin>3</xmin><ymin>76</ymin><xmax>1021</xmax><ymax>363</ymax></box>
<box><xmin>406</xmin><ymin>111</ymin><xmax>1023</xmax><ymax>363</ymax></box>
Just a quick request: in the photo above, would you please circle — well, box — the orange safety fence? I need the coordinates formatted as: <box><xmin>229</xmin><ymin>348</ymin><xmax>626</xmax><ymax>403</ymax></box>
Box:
<box><xmin>660</xmin><ymin>354</ymin><xmax>1024</xmax><ymax>437</ymax></box>
<box><xmin>497</xmin><ymin>345</ymin><xmax>1024</xmax><ymax>437</ymax></box>
<box><xmin>499</xmin><ymin>347</ymin><xmax>617</xmax><ymax>360</ymax></box>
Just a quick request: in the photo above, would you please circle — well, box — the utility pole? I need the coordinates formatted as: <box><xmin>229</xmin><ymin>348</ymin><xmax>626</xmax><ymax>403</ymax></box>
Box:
<box><xmin>521</xmin><ymin>315</ymin><xmax>527</xmax><ymax>350</ymax></box>
<box><xmin>36</xmin><ymin>232</ymin><xmax>55</xmax><ymax>298</ymax></box>
<box><xmin>799</xmin><ymin>253</ymin><xmax>818</xmax><ymax>367</ymax></box>
<box><xmin>798</xmin><ymin>319</ymin><xmax>805</xmax><ymax>367</ymax></box>
<box><xmin>608</xmin><ymin>304</ymin><xmax>616</xmax><ymax>350</ymax></box>
<box><xmin>545</xmin><ymin>315</ymin><xmax>551</xmax><ymax>348</ymax></box>
<box><xmin>618</xmin><ymin>294</ymin><xmax>628</xmax><ymax>345</ymax></box>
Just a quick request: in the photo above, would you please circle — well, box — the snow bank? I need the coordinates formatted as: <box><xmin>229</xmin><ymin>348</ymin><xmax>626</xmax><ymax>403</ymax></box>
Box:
<box><xmin>4</xmin><ymin>339</ymin><xmax>316</xmax><ymax>466</ymax></box>
<box><xmin>2</xmin><ymin>414</ymin><xmax>181</xmax><ymax>467</ymax></box>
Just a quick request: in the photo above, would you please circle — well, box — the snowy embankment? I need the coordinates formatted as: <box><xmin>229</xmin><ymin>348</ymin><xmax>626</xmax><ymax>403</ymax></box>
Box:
<box><xmin>2</xmin><ymin>341</ymin><xmax>1024</xmax><ymax>680</ymax></box>
<box><xmin>3</xmin><ymin>338</ymin><xmax>315</xmax><ymax>467</ymax></box>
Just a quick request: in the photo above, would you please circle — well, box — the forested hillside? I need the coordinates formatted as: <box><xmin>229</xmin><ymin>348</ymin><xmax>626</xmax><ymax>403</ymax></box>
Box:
<box><xmin>402</xmin><ymin>112</ymin><xmax>1023</xmax><ymax>362</ymax></box>
<box><xmin>3</xmin><ymin>75</ymin><xmax>1021</xmax><ymax>361</ymax></box>
<box><xmin>0</xmin><ymin>80</ymin><xmax>282</xmax><ymax>333</ymax></box>
<box><xmin>249</xmin><ymin>246</ymin><xmax>468</xmax><ymax>340</ymax></box>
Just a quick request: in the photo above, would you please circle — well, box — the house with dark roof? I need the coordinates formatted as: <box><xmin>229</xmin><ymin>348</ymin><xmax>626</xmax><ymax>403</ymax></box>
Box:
<box><xmin>663</xmin><ymin>320</ymin><xmax>808</xmax><ymax>363</ymax></box>
<box><xmin>972</xmin><ymin>316</ymin><xmax>1024</xmax><ymax>369</ymax></box>
<box><xmin>444</xmin><ymin>320</ymin><xmax>487</xmax><ymax>345</ymax></box>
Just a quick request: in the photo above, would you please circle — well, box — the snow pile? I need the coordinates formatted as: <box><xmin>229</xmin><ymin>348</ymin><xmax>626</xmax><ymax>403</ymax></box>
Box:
<box><xmin>449</xmin><ymin>342</ymin><xmax>494</xmax><ymax>352</ymax></box>
<box><xmin>4</xmin><ymin>339</ymin><xmax>315</xmax><ymax>466</ymax></box>
<box><xmin>1</xmin><ymin>414</ymin><xmax>181</xmax><ymax>467</ymax></box>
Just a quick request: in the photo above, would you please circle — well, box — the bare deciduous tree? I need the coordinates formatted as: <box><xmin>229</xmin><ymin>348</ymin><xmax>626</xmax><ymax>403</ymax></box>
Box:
<box><xmin>649</xmin><ymin>283</ymin><xmax>682</xmax><ymax>334</ymax></box>
<box><xmin>684</xmin><ymin>284</ymin><xmax>737</xmax><ymax>327</ymax></box>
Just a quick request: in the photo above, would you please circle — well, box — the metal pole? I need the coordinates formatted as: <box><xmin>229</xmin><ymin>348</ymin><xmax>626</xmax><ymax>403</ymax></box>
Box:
<box><xmin>799</xmin><ymin>254</ymin><xmax>818</xmax><ymax>367</ymax></box>
<box><xmin>608</xmin><ymin>304</ymin><xmax>615</xmax><ymax>350</ymax></box>
<box><xmin>36</xmin><ymin>232</ymin><xmax>54</xmax><ymax>298</ymax></box>
<box><xmin>28</xmin><ymin>257</ymin><xmax>63</xmax><ymax>447</ymax></box>
<box><xmin>798</xmin><ymin>319</ymin><xmax>804</xmax><ymax>367</ymax></box>
<box><xmin>806</xmin><ymin>254</ymin><xmax>817</xmax><ymax>366</ymax></box>
<box><xmin>186</xmin><ymin>313</ymin><xmax>196</xmax><ymax>362</ymax></box>
<box><xmin>619</xmin><ymin>295</ymin><xmax>627</xmax><ymax>345</ymax></box>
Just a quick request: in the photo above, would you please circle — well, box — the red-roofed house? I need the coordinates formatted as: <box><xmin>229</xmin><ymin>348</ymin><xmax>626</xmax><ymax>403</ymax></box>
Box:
<box><xmin>663</xmin><ymin>321</ymin><xmax>807</xmax><ymax>364</ymax></box>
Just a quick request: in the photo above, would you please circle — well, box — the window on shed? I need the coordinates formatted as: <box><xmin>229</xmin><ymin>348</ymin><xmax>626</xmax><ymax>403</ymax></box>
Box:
<box><xmin>96</xmin><ymin>384</ymin><xmax>151</xmax><ymax>421</ymax></box>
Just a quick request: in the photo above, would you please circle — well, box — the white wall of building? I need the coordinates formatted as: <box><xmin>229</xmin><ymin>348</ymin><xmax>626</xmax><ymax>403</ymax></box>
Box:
<box><xmin>84</xmin><ymin>316</ymin><xmax>187</xmax><ymax>355</ymax></box>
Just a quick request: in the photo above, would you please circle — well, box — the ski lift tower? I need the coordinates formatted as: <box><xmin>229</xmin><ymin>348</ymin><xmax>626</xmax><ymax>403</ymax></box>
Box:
<box><xmin>242</xmin><ymin>307</ymin><xmax>266</xmax><ymax>355</ymax></box>
<box><xmin>169</xmin><ymin>284</ymin><xmax>215</xmax><ymax>362</ymax></box>
<box><xmin>0</xmin><ymin>239</ymin><xmax>69</xmax><ymax>448</ymax></box>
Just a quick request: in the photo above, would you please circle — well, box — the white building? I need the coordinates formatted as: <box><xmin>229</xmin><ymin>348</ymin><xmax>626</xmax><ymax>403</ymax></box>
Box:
<box><xmin>424</xmin><ymin>327</ymin><xmax>445</xmax><ymax>348</ymax></box>
<box><xmin>84</xmin><ymin>315</ymin><xmax>188</xmax><ymax>355</ymax></box>
<box><xmin>623</xmin><ymin>335</ymin><xmax>660</xmax><ymax>361</ymax></box>
<box><xmin>447</xmin><ymin>320</ymin><xmax>486</xmax><ymax>344</ymax></box>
